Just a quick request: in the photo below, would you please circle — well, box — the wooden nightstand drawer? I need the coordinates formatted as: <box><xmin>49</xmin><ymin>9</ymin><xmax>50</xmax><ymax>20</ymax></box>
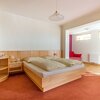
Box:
<box><xmin>9</xmin><ymin>62</ymin><xmax>22</xmax><ymax>67</ymax></box>
<box><xmin>9</xmin><ymin>61</ymin><xmax>23</xmax><ymax>73</ymax></box>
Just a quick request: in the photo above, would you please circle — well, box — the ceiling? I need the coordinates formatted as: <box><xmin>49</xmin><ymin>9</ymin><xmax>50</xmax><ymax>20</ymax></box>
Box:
<box><xmin>68</xmin><ymin>20</ymin><xmax>100</xmax><ymax>34</ymax></box>
<box><xmin>0</xmin><ymin>0</ymin><xmax>100</xmax><ymax>25</ymax></box>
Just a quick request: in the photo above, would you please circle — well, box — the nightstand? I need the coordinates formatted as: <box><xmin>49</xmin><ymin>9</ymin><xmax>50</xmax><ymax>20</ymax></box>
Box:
<box><xmin>9</xmin><ymin>61</ymin><xmax>23</xmax><ymax>74</ymax></box>
<box><xmin>0</xmin><ymin>56</ymin><xmax>9</xmax><ymax>82</ymax></box>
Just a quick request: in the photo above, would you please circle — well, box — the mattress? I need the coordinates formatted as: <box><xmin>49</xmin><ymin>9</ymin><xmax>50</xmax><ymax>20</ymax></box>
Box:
<box><xmin>23</xmin><ymin>61</ymin><xmax>84</xmax><ymax>78</ymax></box>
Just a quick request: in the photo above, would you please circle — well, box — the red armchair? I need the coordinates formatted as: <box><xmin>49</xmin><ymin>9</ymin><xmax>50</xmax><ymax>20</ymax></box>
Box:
<box><xmin>69</xmin><ymin>51</ymin><xmax>82</xmax><ymax>61</ymax></box>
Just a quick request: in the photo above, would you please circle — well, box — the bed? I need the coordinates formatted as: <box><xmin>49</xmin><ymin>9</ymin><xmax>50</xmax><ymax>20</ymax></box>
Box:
<box><xmin>23</xmin><ymin>57</ymin><xmax>85</xmax><ymax>92</ymax></box>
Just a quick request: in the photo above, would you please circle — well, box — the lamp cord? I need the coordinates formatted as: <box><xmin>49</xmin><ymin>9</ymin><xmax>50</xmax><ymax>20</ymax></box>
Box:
<box><xmin>56</xmin><ymin>0</ymin><xmax>57</xmax><ymax>11</ymax></box>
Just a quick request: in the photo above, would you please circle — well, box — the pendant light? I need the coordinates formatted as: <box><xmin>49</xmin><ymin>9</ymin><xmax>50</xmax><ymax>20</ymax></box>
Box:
<box><xmin>49</xmin><ymin>0</ymin><xmax>64</xmax><ymax>21</ymax></box>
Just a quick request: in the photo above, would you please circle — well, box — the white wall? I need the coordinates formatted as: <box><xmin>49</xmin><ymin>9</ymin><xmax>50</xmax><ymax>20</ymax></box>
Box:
<box><xmin>72</xmin><ymin>30</ymin><xmax>100</xmax><ymax>63</ymax></box>
<box><xmin>0</xmin><ymin>12</ymin><xmax>60</xmax><ymax>50</ymax></box>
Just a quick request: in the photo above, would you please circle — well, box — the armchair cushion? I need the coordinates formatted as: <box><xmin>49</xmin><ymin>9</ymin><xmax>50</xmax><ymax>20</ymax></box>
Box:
<box><xmin>69</xmin><ymin>51</ymin><xmax>82</xmax><ymax>61</ymax></box>
<box><xmin>74</xmin><ymin>54</ymin><xmax>82</xmax><ymax>57</ymax></box>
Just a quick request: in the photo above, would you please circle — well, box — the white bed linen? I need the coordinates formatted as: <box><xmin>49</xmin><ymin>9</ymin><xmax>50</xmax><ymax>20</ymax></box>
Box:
<box><xmin>23</xmin><ymin>61</ymin><xmax>84</xmax><ymax>77</ymax></box>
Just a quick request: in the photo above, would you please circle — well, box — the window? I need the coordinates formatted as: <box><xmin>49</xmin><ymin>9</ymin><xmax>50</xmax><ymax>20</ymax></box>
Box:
<box><xmin>76</xmin><ymin>34</ymin><xmax>91</xmax><ymax>41</ymax></box>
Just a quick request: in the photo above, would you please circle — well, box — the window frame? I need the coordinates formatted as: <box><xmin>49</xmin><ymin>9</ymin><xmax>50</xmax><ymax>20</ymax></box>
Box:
<box><xmin>76</xmin><ymin>34</ymin><xmax>91</xmax><ymax>41</ymax></box>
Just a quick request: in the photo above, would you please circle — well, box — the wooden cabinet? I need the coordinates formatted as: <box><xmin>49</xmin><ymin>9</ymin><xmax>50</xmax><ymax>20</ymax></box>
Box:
<box><xmin>9</xmin><ymin>61</ymin><xmax>23</xmax><ymax>73</ymax></box>
<box><xmin>0</xmin><ymin>57</ymin><xmax>8</xmax><ymax>82</ymax></box>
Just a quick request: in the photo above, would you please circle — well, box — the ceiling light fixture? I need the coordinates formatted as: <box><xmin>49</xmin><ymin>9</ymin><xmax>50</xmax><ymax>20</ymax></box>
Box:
<box><xmin>49</xmin><ymin>0</ymin><xmax>64</xmax><ymax>21</ymax></box>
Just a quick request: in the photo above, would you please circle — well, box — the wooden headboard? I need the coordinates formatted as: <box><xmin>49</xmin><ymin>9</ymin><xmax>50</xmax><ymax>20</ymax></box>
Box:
<box><xmin>0</xmin><ymin>50</ymin><xmax>61</xmax><ymax>60</ymax></box>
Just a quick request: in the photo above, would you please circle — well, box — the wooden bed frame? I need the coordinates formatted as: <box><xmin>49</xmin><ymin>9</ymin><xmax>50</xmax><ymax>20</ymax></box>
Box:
<box><xmin>0</xmin><ymin>50</ymin><xmax>85</xmax><ymax>91</ymax></box>
<box><xmin>23</xmin><ymin>63</ymin><xmax>85</xmax><ymax>92</ymax></box>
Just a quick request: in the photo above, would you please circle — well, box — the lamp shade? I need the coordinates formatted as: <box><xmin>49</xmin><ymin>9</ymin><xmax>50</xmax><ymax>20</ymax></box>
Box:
<box><xmin>49</xmin><ymin>11</ymin><xmax>64</xmax><ymax>21</ymax></box>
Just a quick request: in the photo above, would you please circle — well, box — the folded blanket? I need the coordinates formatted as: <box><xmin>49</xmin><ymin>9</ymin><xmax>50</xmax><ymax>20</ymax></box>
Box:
<box><xmin>45</xmin><ymin>57</ymin><xmax>82</xmax><ymax>66</ymax></box>
<box><xmin>26</xmin><ymin>57</ymin><xmax>66</xmax><ymax>71</ymax></box>
<box><xmin>23</xmin><ymin>56</ymin><xmax>82</xmax><ymax>71</ymax></box>
<box><xmin>66</xmin><ymin>59</ymin><xmax>82</xmax><ymax>65</ymax></box>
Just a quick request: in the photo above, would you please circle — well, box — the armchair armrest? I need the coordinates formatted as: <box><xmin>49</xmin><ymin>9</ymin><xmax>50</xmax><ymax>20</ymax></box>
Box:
<box><xmin>74</xmin><ymin>54</ymin><xmax>82</xmax><ymax>57</ymax></box>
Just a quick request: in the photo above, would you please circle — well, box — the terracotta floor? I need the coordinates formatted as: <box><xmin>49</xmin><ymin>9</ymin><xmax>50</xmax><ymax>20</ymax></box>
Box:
<box><xmin>0</xmin><ymin>74</ymin><xmax>100</xmax><ymax>100</ymax></box>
